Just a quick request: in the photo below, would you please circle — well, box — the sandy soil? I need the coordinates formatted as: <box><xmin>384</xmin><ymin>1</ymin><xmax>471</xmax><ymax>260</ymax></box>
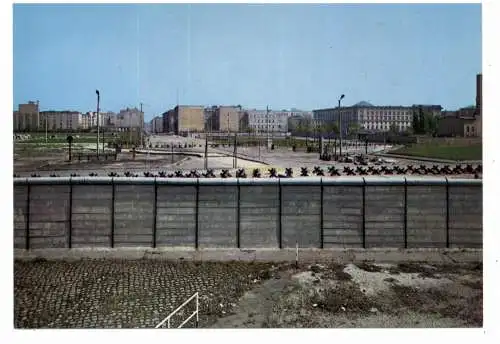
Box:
<box><xmin>211</xmin><ymin>261</ymin><xmax>482</xmax><ymax>328</ymax></box>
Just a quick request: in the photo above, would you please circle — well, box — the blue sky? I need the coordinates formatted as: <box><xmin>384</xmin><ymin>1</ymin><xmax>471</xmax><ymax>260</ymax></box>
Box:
<box><xmin>13</xmin><ymin>3</ymin><xmax>481</xmax><ymax>120</ymax></box>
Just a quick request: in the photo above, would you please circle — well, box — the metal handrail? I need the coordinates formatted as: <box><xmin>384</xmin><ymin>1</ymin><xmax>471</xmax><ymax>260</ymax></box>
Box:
<box><xmin>155</xmin><ymin>292</ymin><xmax>199</xmax><ymax>329</ymax></box>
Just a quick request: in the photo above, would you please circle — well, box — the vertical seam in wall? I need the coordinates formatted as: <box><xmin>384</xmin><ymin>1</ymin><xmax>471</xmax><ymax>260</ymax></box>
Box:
<box><xmin>236</xmin><ymin>179</ymin><xmax>241</xmax><ymax>249</ymax></box>
<box><xmin>320</xmin><ymin>178</ymin><xmax>324</xmax><ymax>249</ymax></box>
<box><xmin>404</xmin><ymin>177</ymin><xmax>408</xmax><ymax>249</ymax></box>
<box><xmin>278</xmin><ymin>178</ymin><xmax>282</xmax><ymax>249</ymax></box>
<box><xmin>362</xmin><ymin>177</ymin><xmax>366</xmax><ymax>249</ymax></box>
<box><xmin>26</xmin><ymin>183</ymin><xmax>31</xmax><ymax>250</ymax></box>
<box><xmin>111</xmin><ymin>178</ymin><xmax>115</xmax><ymax>248</ymax></box>
<box><xmin>195</xmin><ymin>178</ymin><xmax>199</xmax><ymax>250</ymax></box>
<box><xmin>445</xmin><ymin>177</ymin><xmax>450</xmax><ymax>248</ymax></box>
<box><xmin>153</xmin><ymin>178</ymin><xmax>157</xmax><ymax>249</ymax></box>
<box><xmin>68</xmin><ymin>178</ymin><xmax>73</xmax><ymax>249</ymax></box>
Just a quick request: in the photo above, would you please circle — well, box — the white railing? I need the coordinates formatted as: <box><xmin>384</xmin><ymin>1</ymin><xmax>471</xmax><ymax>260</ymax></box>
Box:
<box><xmin>155</xmin><ymin>292</ymin><xmax>199</xmax><ymax>329</ymax></box>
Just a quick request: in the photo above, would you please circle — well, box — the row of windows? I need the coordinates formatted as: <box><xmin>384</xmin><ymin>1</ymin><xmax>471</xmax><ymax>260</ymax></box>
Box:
<box><xmin>252</xmin><ymin>125</ymin><xmax>283</xmax><ymax>130</ymax></box>
<box><xmin>363</xmin><ymin>110</ymin><xmax>409</xmax><ymax>116</ymax></box>
<box><xmin>362</xmin><ymin>123</ymin><xmax>410</xmax><ymax>130</ymax></box>
<box><xmin>363</xmin><ymin>118</ymin><xmax>411</xmax><ymax>123</ymax></box>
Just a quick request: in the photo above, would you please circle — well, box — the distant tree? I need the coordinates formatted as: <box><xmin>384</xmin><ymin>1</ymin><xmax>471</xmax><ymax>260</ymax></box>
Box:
<box><xmin>347</xmin><ymin>122</ymin><xmax>360</xmax><ymax>137</ymax></box>
<box><xmin>302</xmin><ymin>119</ymin><xmax>312</xmax><ymax>147</ymax></box>
<box><xmin>412</xmin><ymin>107</ymin><xmax>438</xmax><ymax>136</ymax></box>
<box><xmin>321</xmin><ymin>122</ymin><xmax>339</xmax><ymax>146</ymax></box>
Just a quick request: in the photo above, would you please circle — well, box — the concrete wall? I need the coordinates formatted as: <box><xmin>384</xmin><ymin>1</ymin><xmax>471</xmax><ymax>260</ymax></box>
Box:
<box><xmin>13</xmin><ymin>177</ymin><xmax>483</xmax><ymax>250</ymax></box>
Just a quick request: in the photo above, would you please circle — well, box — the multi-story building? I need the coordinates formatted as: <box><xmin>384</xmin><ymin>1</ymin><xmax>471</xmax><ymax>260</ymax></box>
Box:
<box><xmin>204</xmin><ymin>106</ymin><xmax>218</xmax><ymax>132</ymax></box>
<box><xmin>313</xmin><ymin>102</ymin><xmax>442</xmax><ymax>135</ymax></box>
<box><xmin>114</xmin><ymin>108</ymin><xmax>144</xmax><ymax>131</ymax></box>
<box><xmin>216</xmin><ymin>106</ymin><xmax>243</xmax><ymax>133</ymax></box>
<box><xmin>39</xmin><ymin>111</ymin><xmax>82</xmax><ymax>131</ymax></box>
<box><xmin>80</xmin><ymin>113</ymin><xmax>92</xmax><ymax>130</ymax></box>
<box><xmin>247</xmin><ymin>109</ymin><xmax>299</xmax><ymax>133</ymax></box>
<box><xmin>162</xmin><ymin>105</ymin><xmax>204</xmax><ymax>135</ymax></box>
<box><xmin>437</xmin><ymin>108</ymin><xmax>477</xmax><ymax>137</ymax></box>
<box><xmin>100</xmin><ymin>111</ymin><xmax>116</xmax><ymax>129</ymax></box>
<box><xmin>80</xmin><ymin>111</ymin><xmax>107</xmax><ymax>129</ymax></box>
<box><xmin>437</xmin><ymin>74</ymin><xmax>482</xmax><ymax>138</ymax></box>
<box><xmin>162</xmin><ymin>109</ymin><xmax>173</xmax><ymax>133</ymax></box>
<box><xmin>13</xmin><ymin>101</ymin><xmax>40</xmax><ymax>132</ymax></box>
<box><xmin>150</xmin><ymin>116</ymin><xmax>163</xmax><ymax>134</ymax></box>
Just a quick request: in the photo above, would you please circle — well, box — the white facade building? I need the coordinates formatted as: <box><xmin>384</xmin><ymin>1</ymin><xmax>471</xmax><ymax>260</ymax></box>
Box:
<box><xmin>247</xmin><ymin>109</ymin><xmax>309</xmax><ymax>133</ymax></box>
<box><xmin>313</xmin><ymin>102</ymin><xmax>441</xmax><ymax>135</ymax></box>
<box><xmin>81</xmin><ymin>111</ymin><xmax>107</xmax><ymax>129</ymax></box>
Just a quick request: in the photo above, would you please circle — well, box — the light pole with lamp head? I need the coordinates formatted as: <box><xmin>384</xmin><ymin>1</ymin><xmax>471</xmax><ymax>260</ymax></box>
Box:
<box><xmin>338</xmin><ymin>94</ymin><xmax>345</xmax><ymax>157</ymax></box>
<box><xmin>96</xmin><ymin>90</ymin><xmax>100</xmax><ymax>158</ymax></box>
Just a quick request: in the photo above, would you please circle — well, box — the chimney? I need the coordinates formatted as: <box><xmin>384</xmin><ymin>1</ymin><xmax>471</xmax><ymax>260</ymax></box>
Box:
<box><xmin>476</xmin><ymin>73</ymin><xmax>482</xmax><ymax>116</ymax></box>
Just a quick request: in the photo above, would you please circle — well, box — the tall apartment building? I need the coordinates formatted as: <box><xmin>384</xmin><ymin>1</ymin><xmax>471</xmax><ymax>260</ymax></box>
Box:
<box><xmin>162</xmin><ymin>105</ymin><xmax>204</xmax><ymax>135</ymax></box>
<box><xmin>313</xmin><ymin>102</ymin><xmax>442</xmax><ymax>135</ymax></box>
<box><xmin>39</xmin><ymin>111</ymin><xmax>82</xmax><ymax>131</ymax></box>
<box><xmin>13</xmin><ymin>101</ymin><xmax>40</xmax><ymax>132</ymax></box>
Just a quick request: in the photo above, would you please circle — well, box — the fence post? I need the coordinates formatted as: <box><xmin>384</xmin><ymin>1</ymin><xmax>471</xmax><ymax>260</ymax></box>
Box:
<box><xmin>111</xmin><ymin>178</ymin><xmax>115</xmax><ymax>248</ymax></box>
<box><xmin>153</xmin><ymin>178</ymin><xmax>157</xmax><ymax>248</ymax></box>
<box><xmin>278</xmin><ymin>179</ymin><xmax>282</xmax><ymax>249</ymax></box>
<box><xmin>196</xmin><ymin>292</ymin><xmax>199</xmax><ymax>328</ymax></box>
<box><xmin>362</xmin><ymin>177</ymin><xmax>366</xmax><ymax>249</ymax></box>
<box><xmin>320</xmin><ymin>178</ymin><xmax>324</xmax><ymax>249</ymax></box>
<box><xmin>445</xmin><ymin>177</ymin><xmax>450</xmax><ymax>248</ymax></box>
<box><xmin>403</xmin><ymin>177</ymin><xmax>408</xmax><ymax>249</ymax></box>
<box><xmin>195</xmin><ymin>179</ymin><xmax>199</xmax><ymax>250</ymax></box>
<box><xmin>25</xmin><ymin>183</ymin><xmax>31</xmax><ymax>250</ymax></box>
<box><xmin>236</xmin><ymin>179</ymin><xmax>241</xmax><ymax>249</ymax></box>
<box><xmin>68</xmin><ymin>179</ymin><xmax>73</xmax><ymax>249</ymax></box>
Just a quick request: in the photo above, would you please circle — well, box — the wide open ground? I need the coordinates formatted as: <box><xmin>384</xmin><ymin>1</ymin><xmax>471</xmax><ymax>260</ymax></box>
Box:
<box><xmin>14</xmin><ymin>256</ymin><xmax>482</xmax><ymax>329</ymax></box>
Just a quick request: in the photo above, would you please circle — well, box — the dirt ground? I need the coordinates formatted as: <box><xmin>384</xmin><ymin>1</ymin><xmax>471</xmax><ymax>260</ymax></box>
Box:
<box><xmin>211</xmin><ymin>261</ymin><xmax>482</xmax><ymax>328</ymax></box>
<box><xmin>13</xmin><ymin>257</ymin><xmax>482</xmax><ymax>329</ymax></box>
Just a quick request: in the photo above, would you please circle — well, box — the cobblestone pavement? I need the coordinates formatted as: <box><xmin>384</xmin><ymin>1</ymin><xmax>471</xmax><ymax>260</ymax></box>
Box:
<box><xmin>14</xmin><ymin>259</ymin><xmax>276</xmax><ymax>329</ymax></box>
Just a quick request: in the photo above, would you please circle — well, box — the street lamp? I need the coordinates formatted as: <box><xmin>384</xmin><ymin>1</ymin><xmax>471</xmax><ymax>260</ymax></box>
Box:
<box><xmin>338</xmin><ymin>94</ymin><xmax>345</xmax><ymax>157</ymax></box>
<box><xmin>96</xmin><ymin>90</ymin><xmax>100</xmax><ymax>158</ymax></box>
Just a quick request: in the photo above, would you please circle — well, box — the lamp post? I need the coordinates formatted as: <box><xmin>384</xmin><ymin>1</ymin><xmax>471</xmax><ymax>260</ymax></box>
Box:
<box><xmin>95</xmin><ymin>90</ymin><xmax>100</xmax><ymax>159</ymax></box>
<box><xmin>338</xmin><ymin>94</ymin><xmax>345</xmax><ymax>157</ymax></box>
<box><xmin>266</xmin><ymin>106</ymin><xmax>270</xmax><ymax>151</ymax></box>
<box><xmin>227</xmin><ymin>112</ymin><xmax>230</xmax><ymax>147</ymax></box>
